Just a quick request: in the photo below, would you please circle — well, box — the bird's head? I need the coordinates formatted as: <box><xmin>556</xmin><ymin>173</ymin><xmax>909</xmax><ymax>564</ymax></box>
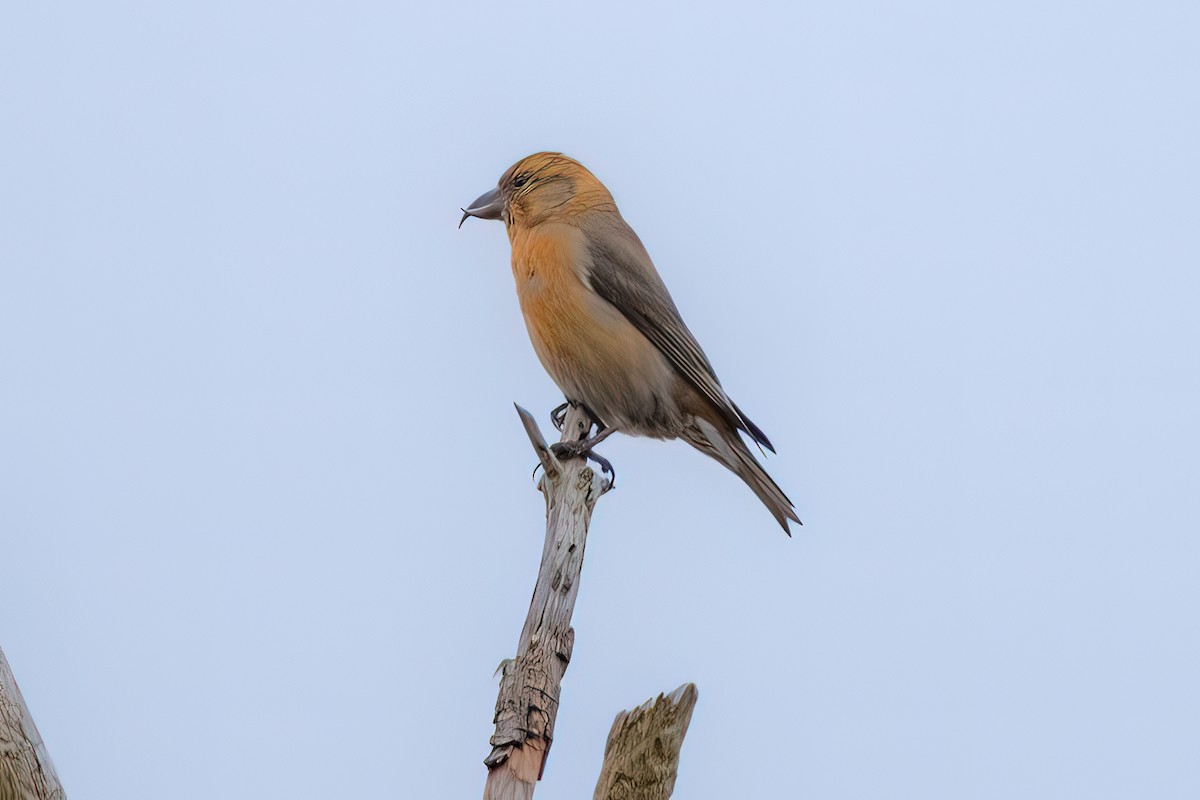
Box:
<box><xmin>459</xmin><ymin>152</ymin><xmax>615</xmax><ymax>231</ymax></box>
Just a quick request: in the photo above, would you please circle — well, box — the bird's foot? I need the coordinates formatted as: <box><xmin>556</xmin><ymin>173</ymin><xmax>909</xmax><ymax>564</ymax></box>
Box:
<box><xmin>531</xmin><ymin>444</ymin><xmax>616</xmax><ymax>485</ymax></box>
<box><xmin>552</xmin><ymin>399</ymin><xmax>610</xmax><ymax>437</ymax></box>
<box><xmin>548</xmin><ymin>427</ymin><xmax>617</xmax><ymax>486</ymax></box>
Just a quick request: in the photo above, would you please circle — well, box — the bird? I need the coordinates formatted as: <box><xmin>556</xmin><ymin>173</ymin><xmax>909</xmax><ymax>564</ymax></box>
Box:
<box><xmin>460</xmin><ymin>152</ymin><xmax>800</xmax><ymax>533</ymax></box>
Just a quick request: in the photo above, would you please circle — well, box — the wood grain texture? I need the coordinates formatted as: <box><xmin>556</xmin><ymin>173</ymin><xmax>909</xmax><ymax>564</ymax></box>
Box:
<box><xmin>0</xmin><ymin>647</ymin><xmax>65</xmax><ymax>800</ymax></box>
<box><xmin>483</xmin><ymin>405</ymin><xmax>612</xmax><ymax>800</ymax></box>
<box><xmin>593</xmin><ymin>684</ymin><xmax>698</xmax><ymax>800</ymax></box>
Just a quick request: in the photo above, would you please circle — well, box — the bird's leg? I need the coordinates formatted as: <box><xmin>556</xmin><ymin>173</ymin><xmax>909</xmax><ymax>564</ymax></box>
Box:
<box><xmin>549</xmin><ymin>425</ymin><xmax>618</xmax><ymax>485</ymax></box>
<box><xmin>554</xmin><ymin>400</ymin><xmax>608</xmax><ymax>436</ymax></box>
<box><xmin>543</xmin><ymin>401</ymin><xmax>617</xmax><ymax>484</ymax></box>
<box><xmin>551</xmin><ymin>424</ymin><xmax>616</xmax><ymax>456</ymax></box>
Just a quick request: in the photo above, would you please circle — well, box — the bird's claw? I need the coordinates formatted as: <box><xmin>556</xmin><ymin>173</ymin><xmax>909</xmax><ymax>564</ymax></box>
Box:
<box><xmin>549</xmin><ymin>441</ymin><xmax>616</xmax><ymax>487</ymax></box>
<box><xmin>588</xmin><ymin>451</ymin><xmax>615</xmax><ymax>486</ymax></box>
<box><xmin>550</xmin><ymin>401</ymin><xmax>571</xmax><ymax>432</ymax></box>
<box><xmin>552</xmin><ymin>400</ymin><xmax>611</xmax><ymax>438</ymax></box>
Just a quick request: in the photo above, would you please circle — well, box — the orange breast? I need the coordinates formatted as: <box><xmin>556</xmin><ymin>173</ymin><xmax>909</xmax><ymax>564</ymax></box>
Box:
<box><xmin>507</xmin><ymin>222</ymin><xmax>681</xmax><ymax>436</ymax></box>
<box><xmin>510</xmin><ymin>224</ymin><xmax>583</xmax><ymax>360</ymax></box>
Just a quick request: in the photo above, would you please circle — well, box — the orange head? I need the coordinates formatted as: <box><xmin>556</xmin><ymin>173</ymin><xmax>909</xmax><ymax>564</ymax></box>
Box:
<box><xmin>460</xmin><ymin>152</ymin><xmax>616</xmax><ymax>231</ymax></box>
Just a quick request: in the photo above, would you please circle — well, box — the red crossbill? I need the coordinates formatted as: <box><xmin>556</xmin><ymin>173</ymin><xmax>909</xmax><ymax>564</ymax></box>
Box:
<box><xmin>462</xmin><ymin>153</ymin><xmax>799</xmax><ymax>532</ymax></box>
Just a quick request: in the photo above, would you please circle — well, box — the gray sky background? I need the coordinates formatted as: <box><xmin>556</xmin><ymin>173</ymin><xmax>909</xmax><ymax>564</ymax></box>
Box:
<box><xmin>2</xmin><ymin>2</ymin><xmax>1197</xmax><ymax>798</ymax></box>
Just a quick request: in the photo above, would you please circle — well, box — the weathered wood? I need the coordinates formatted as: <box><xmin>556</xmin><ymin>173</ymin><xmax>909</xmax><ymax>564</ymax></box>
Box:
<box><xmin>0</xmin><ymin>647</ymin><xmax>65</xmax><ymax>800</ymax></box>
<box><xmin>514</xmin><ymin>404</ymin><xmax>562</xmax><ymax>483</ymax></box>
<box><xmin>593</xmin><ymin>684</ymin><xmax>699</xmax><ymax>800</ymax></box>
<box><xmin>483</xmin><ymin>405</ymin><xmax>612</xmax><ymax>800</ymax></box>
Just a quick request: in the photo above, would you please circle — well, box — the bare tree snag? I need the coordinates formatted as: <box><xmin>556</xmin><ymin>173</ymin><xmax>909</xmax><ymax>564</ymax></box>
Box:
<box><xmin>593</xmin><ymin>684</ymin><xmax>699</xmax><ymax>800</ymax></box>
<box><xmin>0</xmin><ymin>646</ymin><xmax>65</xmax><ymax>800</ymax></box>
<box><xmin>482</xmin><ymin>404</ymin><xmax>612</xmax><ymax>800</ymax></box>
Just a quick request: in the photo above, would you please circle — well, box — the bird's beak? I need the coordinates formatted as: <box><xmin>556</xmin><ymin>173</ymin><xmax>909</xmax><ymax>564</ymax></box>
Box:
<box><xmin>459</xmin><ymin>187</ymin><xmax>504</xmax><ymax>228</ymax></box>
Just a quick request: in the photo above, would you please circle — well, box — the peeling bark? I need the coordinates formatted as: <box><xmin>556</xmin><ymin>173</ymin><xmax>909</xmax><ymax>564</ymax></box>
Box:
<box><xmin>482</xmin><ymin>404</ymin><xmax>611</xmax><ymax>800</ymax></box>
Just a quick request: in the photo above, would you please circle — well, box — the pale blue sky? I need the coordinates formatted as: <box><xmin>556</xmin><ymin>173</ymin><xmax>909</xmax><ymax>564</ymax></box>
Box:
<box><xmin>2</xmin><ymin>2</ymin><xmax>1197</xmax><ymax>798</ymax></box>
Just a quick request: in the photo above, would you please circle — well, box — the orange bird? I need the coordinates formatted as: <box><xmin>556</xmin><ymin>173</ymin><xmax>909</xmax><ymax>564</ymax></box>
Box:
<box><xmin>461</xmin><ymin>153</ymin><xmax>800</xmax><ymax>532</ymax></box>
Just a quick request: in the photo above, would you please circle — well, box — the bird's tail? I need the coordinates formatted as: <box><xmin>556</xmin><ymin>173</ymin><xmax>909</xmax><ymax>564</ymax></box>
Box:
<box><xmin>683</xmin><ymin>416</ymin><xmax>801</xmax><ymax>534</ymax></box>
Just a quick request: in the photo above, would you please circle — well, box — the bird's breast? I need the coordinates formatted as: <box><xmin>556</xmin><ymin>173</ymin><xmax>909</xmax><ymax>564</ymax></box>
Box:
<box><xmin>508</xmin><ymin>224</ymin><xmax>680</xmax><ymax>435</ymax></box>
<box><xmin>509</xmin><ymin>224</ymin><xmax>617</xmax><ymax>373</ymax></box>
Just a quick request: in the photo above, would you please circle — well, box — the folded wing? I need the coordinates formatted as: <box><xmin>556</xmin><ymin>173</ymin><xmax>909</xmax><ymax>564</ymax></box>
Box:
<box><xmin>582</xmin><ymin>219</ymin><xmax>776</xmax><ymax>453</ymax></box>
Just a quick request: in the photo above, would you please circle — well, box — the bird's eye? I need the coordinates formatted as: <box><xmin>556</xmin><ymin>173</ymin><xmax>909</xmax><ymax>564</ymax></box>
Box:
<box><xmin>513</xmin><ymin>174</ymin><xmax>529</xmax><ymax>188</ymax></box>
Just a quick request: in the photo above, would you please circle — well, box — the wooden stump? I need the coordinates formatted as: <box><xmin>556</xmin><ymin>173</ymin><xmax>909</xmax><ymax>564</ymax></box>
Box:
<box><xmin>0</xmin><ymin>647</ymin><xmax>65</xmax><ymax>800</ymax></box>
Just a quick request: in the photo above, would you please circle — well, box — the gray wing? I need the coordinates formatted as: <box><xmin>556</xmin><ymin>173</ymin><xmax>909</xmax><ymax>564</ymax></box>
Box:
<box><xmin>583</xmin><ymin>219</ymin><xmax>776</xmax><ymax>452</ymax></box>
